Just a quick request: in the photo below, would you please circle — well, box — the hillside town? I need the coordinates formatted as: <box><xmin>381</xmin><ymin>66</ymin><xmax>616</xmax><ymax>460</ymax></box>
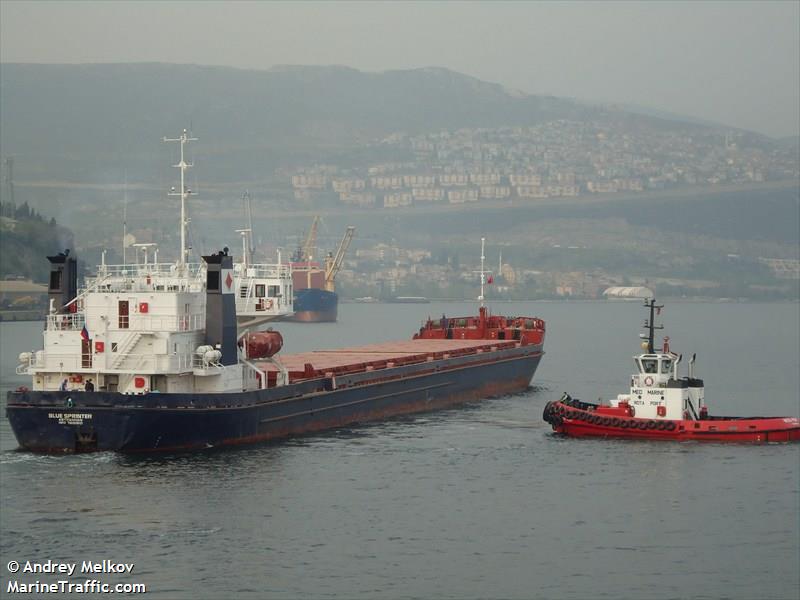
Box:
<box><xmin>288</xmin><ymin>121</ymin><xmax>798</xmax><ymax>208</ymax></box>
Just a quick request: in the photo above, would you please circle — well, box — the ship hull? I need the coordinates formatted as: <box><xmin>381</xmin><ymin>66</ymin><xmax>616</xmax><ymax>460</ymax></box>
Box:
<box><xmin>7</xmin><ymin>348</ymin><xmax>541</xmax><ymax>453</ymax></box>
<box><xmin>544</xmin><ymin>401</ymin><xmax>800</xmax><ymax>443</ymax></box>
<box><xmin>287</xmin><ymin>288</ymin><xmax>338</xmax><ymax>323</ymax></box>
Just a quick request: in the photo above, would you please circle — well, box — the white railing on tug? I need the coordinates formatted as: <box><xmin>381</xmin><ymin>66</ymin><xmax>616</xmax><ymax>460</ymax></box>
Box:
<box><xmin>19</xmin><ymin>351</ymin><xmax>195</xmax><ymax>374</ymax></box>
<box><xmin>87</xmin><ymin>262</ymin><xmax>205</xmax><ymax>293</ymax></box>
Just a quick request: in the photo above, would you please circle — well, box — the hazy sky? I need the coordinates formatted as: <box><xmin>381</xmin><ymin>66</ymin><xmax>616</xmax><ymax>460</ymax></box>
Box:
<box><xmin>1</xmin><ymin>1</ymin><xmax>798</xmax><ymax>137</ymax></box>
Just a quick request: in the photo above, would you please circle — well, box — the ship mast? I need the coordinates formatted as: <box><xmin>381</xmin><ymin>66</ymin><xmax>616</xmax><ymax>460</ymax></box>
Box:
<box><xmin>478</xmin><ymin>237</ymin><xmax>488</xmax><ymax>308</ymax></box>
<box><xmin>122</xmin><ymin>169</ymin><xmax>128</xmax><ymax>264</ymax></box>
<box><xmin>236</xmin><ymin>190</ymin><xmax>255</xmax><ymax>269</ymax></box>
<box><xmin>244</xmin><ymin>190</ymin><xmax>255</xmax><ymax>262</ymax></box>
<box><xmin>643</xmin><ymin>298</ymin><xmax>664</xmax><ymax>354</ymax></box>
<box><xmin>164</xmin><ymin>129</ymin><xmax>197</xmax><ymax>270</ymax></box>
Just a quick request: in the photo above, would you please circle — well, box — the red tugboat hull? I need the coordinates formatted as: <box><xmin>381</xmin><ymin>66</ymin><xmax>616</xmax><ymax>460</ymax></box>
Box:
<box><xmin>544</xmin><ymin>400</ymin><xmax>800</xmax><ymax>443</ymax></box>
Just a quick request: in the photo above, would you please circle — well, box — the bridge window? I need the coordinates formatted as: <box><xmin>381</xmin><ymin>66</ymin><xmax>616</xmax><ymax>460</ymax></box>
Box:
<box><xmin>661</xmin><ymin>360</ymin><xmax>672</xmax><ymax>374</ymax></box>
<box><xmin>642</xmin><ymin>359</ymin><xmax>658</xmax><ymax>374</ymax></box>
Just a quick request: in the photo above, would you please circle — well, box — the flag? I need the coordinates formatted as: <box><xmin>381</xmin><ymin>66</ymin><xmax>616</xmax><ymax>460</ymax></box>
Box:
<box><xmin>80</xmin><ymin>325</ymin><xmax>90</xmax><ymax>341</ymax></box>
<box><xmin>487</xmin><ymin>275</ymin><xmax>494</xmax><ymax>284</ymax></box>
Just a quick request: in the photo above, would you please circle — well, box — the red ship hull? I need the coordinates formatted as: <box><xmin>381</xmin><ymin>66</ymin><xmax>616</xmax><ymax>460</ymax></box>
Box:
<box><xmin>544</xmin><ymin>400</ymin><xmax>800</xmax><ymax>443</ymax></box>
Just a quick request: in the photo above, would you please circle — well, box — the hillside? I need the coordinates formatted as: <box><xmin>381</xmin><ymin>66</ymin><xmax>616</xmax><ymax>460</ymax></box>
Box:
<box><xmin>0</xmin><ymin>62</ymin><xmax>714</xmax><ymax>182</ymax></box>
<box><xmin>0</xmin><ymin>202</ymin><xmax>74</xmax><ymax>282</ymax></box>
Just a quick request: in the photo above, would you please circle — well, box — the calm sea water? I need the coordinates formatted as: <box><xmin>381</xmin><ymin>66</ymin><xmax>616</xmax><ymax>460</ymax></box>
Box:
<box><xmin>1</xmin><ymin>302</ymin><xmax>798</xmax><ymax>600</ymax></box>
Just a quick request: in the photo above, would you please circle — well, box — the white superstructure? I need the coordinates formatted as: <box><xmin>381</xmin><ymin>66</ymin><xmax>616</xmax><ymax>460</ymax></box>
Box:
<box><xmin>16</xmin><ymin>131</ymin><xmax>267</xmax><ymax>396</ymax></box>
<box><xmin>17</xmin><ymin>260</ymin><xmax>247</xmax><ymax>394</ymax></box>
<box><xmin>607</xmin><ymin>300</ymin><xmax>706</xmax><ymax>421</ymax></box>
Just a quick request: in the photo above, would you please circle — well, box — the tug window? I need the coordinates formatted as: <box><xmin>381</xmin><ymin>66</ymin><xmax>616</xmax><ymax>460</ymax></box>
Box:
<box><xmin>255</xmin><ymin>284</ymin><xmax>266</xmax><ymax>298</ymax></box>
<box><xmin>661</xmin><ymin>360</ymin><xmax>673</xmax><ymax>374</ymax></box>
<box><xmin>642</xmin><ymin>359</ymin><xmax>658</xmax><ymax>374</ymax></box>
<box><xmin>268</xmin><ymin>285</ymin><xmax>280</xmax><ymax>298</ymax></box>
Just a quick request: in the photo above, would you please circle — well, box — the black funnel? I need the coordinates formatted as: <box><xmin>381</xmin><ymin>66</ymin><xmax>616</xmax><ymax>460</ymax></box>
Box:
<box><xmin>46</xmin><ymin>251</ymin><xmax>78</xmax><ymax>313</ymax></box>
<box><xmin>202</xmin><ymin>250</ymin><xmax>237</xmax><ymax>365</ymax></box>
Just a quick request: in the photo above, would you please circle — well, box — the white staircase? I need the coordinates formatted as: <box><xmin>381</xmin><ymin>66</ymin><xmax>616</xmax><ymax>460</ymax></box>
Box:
<box><xmin>108</xmin><ymin>332</ymin><xmax>143</xmax><ymax>369</ymax></box>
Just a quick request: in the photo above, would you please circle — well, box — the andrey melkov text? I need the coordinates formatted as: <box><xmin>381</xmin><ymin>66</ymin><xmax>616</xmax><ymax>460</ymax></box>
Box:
<box><xmin>15</xmin><ymin>560</ymin><xmax>135</xmax><ymax>575</ymax></box>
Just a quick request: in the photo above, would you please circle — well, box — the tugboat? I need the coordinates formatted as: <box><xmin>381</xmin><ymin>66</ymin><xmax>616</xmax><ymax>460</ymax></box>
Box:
<box><xmin>6</xmin><ymin>135</ymin><xmax>546</xmax><ymax>453</ymax></box>
<box><xmin>544</xmin><ymin>299</ymin><xmax>800</xmax><ymax>443</ymax></box>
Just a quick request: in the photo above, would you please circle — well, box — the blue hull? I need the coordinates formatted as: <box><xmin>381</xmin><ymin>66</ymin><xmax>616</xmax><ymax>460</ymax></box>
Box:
<box><xmin>290</xmin><ymin>288</ymin><xmax>338</xmax><ymax>322</ymax></box>
<box><xmin>6</xmin><ymin>346</ymin><xmax>542</xmax><ymax>453</ymax></box>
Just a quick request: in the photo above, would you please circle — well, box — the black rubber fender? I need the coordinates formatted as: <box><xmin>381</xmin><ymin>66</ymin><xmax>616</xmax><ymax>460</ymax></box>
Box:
<box><xmin>646</xmin><ymin>420</ymin><xmax>657</xmax><ymax>429</ymax></box>
<box><xmin>543</xmin><ymin>401</ymin><xmax>554</xmax><ymax>421</ymax></box>
<box><xmin>665</xmin><ymin>421</ymin><xmax>676</xmax><ymax>431</ymax></box>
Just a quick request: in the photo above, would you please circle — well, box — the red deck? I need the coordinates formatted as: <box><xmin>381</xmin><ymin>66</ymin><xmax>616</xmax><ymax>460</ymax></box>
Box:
<box><xmin>255</xmin><ymin>338</ymin><xmax>524</xmax><ymax>384</ymax></box>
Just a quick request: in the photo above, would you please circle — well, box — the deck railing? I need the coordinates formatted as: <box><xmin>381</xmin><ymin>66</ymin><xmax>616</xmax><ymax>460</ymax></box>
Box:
<box><xmin>21</xmin><ymin>351</ymin><xmax>195</xmax><ymax>374</ymax></box>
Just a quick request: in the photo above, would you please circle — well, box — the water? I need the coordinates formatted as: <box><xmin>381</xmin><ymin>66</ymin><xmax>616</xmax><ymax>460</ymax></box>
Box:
<box><xmin>1</xmin><ymin>302</ymin><xmax>798</xmax><ymax>600</ymax></box>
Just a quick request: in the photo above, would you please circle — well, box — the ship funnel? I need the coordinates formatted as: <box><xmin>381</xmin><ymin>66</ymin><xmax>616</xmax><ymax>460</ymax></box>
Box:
<box><xmin>202</xmin><ymin>249</ymin><xmax>238</xmax><ymax>366</ymax></box>
<box><xmin>46</xmin><ymin>250</ymin><xmax>78</xmax><ymax>313</ymax></box>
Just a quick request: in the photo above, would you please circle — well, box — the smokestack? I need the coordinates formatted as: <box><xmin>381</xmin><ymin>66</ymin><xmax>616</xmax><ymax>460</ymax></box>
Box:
<box><xmin>202</xmin><ymin>248</ymin><xmax>237</xmax><ymax>365</ymax></box>
<box><xmin>47</xmin><ymin>250</ymin><xmax>78</xmax><ymax>313</ymax></box>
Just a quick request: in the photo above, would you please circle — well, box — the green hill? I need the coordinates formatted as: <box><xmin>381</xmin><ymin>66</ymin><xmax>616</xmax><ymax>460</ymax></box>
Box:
<box><xmin>0</xmin><ymin>202</ymin><xmax>74</xmax><ymax>282</ymax></box>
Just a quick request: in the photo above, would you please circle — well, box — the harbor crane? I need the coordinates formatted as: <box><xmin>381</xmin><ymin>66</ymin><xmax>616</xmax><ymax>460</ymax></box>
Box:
<box><xmin>324</xmin><ymin>226</ymin><xmax>355</xmax><ymax>293</ymax></box>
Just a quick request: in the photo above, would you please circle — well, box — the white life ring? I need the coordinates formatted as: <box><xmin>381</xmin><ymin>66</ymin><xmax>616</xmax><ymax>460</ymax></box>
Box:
<box><xmin>644</xmin><ymin>376</ymin><xmax>654</xmax><ymax>386</ymax></box>
<box><xmin>266</xmin><ymin>299</ymin><xmax>274</xmax><ymax>309</ymax></box>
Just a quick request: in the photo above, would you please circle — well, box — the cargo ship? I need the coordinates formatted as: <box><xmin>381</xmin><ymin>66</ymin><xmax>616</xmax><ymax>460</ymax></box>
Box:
<box><xmin>5</xmin><ymin>133</ymin><xmax>546</xmax><ymax>453</ymax></box>
<box><xmin>543</xmin><ymin>299</ymin><xmax>800</xmax><ymax>443</ymax></box>
<box><xmin>286</xmin><ymin>217</ymin><xmax>354</xmax><ymax>322</ymax></box>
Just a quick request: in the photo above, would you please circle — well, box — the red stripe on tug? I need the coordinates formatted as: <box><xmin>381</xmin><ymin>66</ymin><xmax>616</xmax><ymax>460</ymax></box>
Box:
<box><xmin>543</xmin><ymin>299</ymin><xmax>800</xmax><ymax>444</ymax></box>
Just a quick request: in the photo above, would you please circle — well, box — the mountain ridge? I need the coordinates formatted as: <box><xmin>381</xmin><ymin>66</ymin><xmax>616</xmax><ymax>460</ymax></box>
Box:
<box><xmin>0</xmin><ymin>62</ymin><xmax>740</xmax><ymax>182</ymax></box>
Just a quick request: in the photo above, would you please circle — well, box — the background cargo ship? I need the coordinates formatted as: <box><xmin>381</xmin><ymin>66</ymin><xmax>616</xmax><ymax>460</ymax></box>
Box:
<box><xmin>287</xmin><ymin>217</ymin><xmax>354</xmax><ymax>323</ymax></box>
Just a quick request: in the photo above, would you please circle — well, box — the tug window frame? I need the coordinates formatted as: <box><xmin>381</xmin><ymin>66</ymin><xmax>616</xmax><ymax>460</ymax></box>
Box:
<box><xmin>255</xmin><ymin>284</ymin><xmax>266</xmax><ymax>298</ymax></box>
<box><xmin>661</xmin><ymin>359</ymin><xmax>673</xmax><ymax>374</ymax></box>
<box><xmin>641</xmin><ymin>359</ymin><xmax>658</xmax><ymax>374</ymax></box>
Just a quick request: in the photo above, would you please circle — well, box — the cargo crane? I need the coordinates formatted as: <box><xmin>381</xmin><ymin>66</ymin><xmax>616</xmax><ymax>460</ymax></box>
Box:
<box><xmin>301</xmin><ymin>216</ymin><xmax>320</xmax><ymax>261</ymax></box>
<box><xmin>324</xmin><ymin>226</ymin><xmax>355</xmax><ymax>293</ymax></box>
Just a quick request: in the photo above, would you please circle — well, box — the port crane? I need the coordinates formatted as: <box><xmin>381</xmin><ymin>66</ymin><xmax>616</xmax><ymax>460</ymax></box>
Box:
<box><xmin>324</xmin><ymin>226</ymin><xmax>355</xmax><ymax>293</ymax></box>
<box><xmin>300</xmin><ymin>216</ymin><xmax>320</xmax><ymax>261</ymax></box>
